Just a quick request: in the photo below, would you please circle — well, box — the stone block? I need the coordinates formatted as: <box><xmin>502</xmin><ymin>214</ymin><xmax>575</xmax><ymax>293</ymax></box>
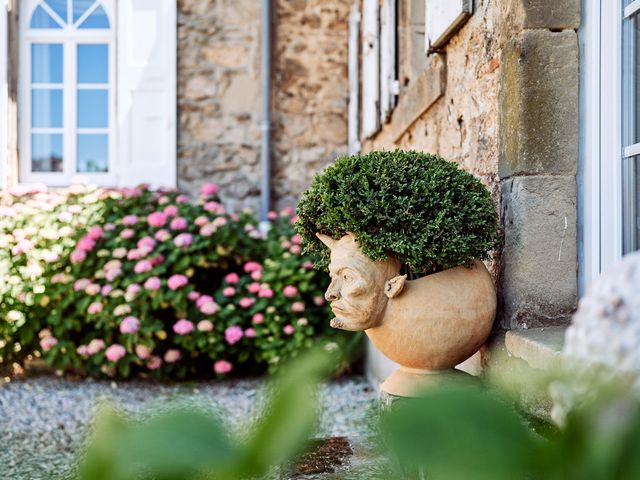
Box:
<box><xmin>500</xmin><ymin>175</ymin><xmax>578</xmax><ymax>329</ymax></box>
<box><xmin>499</xmin><ymin>30</ymin><xmax>579</xmax><ymax>178</ymax></box>
<box><xmin>517</xmin><ymin>0</ymin><xmax>581</xmax><ymax>30</ymax></box>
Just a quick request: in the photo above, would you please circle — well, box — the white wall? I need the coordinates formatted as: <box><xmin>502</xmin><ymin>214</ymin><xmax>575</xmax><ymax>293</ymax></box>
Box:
<box><xmin>0</xmin><ymin>0</ymin><xmax>7</xmax><ymax>189</ymax></box>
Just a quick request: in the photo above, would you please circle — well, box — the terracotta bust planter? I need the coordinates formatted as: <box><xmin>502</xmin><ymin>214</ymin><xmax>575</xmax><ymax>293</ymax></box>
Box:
<box><xmin>317</xmin><ymin>232</ymin><xmax>496</xmax><ymax>397</ymax></box>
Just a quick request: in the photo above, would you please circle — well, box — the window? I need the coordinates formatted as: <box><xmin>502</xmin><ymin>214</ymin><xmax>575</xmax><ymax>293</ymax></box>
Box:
<box><xmin>623</xmin><ymin>0</ymin><xmax>640</xmax><ymax>253</ymax></box>
<box><xmin>20</xmin><ymin>0</ymin><xmax>115</xmax><ymax>185</ymax></box>
<box><xmin>583</xmin><ymin>0</ymin><xmax>640</xmax><ymax>288</ymax></box>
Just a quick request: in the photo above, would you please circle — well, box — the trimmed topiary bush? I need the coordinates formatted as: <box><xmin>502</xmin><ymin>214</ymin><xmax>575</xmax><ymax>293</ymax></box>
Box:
<box><xmin>296</xmin><ymin>150</ymin><xmax>500</xmax><ymax>273</ymax></box>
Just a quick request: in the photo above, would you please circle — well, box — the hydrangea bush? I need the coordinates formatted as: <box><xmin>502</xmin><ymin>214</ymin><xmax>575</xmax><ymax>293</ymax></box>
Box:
<box><xmin>0</xmin><ymin>184</ymin><xmax>342</xmax><ymax>378</ymax></box>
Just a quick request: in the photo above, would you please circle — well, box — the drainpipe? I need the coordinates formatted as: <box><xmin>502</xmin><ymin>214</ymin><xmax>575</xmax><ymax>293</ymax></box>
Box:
<box><xmin>259</xmin><ymin>0</ymin><xmax>272</xmax><ymax>234</ymax></box>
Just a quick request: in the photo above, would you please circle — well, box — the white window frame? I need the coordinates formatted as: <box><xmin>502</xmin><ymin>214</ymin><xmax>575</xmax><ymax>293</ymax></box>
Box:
<box><xmin>425</xmin><ymin>0</ymin><xmax>473</xmax><ymax>54</ymax></box>
<box><xmin>0</xmin><ymin>0</ymin><xmax>7</xmax><ymax>189</ymax></box>
<box><xmin>19</xmin><ymin>0</ymin><xmax>116</xmax><ymax>186</ymax></box>
<box><xmin>582</xmin><ymin>0</ymin><xmax>626</xmax><ymax>289</ymax></box>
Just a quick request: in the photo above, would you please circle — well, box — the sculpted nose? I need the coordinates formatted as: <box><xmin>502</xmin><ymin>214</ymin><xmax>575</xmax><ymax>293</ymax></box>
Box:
<box><xmin>325</xmin><ymin>283</ymin><xmax>340</xmax><ymax>302</ymax></box>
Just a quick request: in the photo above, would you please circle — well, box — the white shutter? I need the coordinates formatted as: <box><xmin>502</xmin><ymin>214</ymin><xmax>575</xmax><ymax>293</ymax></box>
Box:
<box><xmin>348</xmin><ymin>3</ymin><xmax>361</xmax><ymax>155</ymax></box>
<box><xmin>117</xmin><ymin>0</ymin><xmax>176</xmax><ymax>188</ymax></box>
<box><xmin>380</xmin><ymin>0</ymin><xmax>398</xmax><ymax>124</ymax></box>
<box><xmin>425</xmin><ymin>0</ymin><xmax>473</xmax><ymax>53</ymax></box>
<box><xmin>0</xmin><ymin>0</ymin><xmax>7</xmax><ymax>189</ymax></box>
<box><xmin>362</xmin><ymin>0</ymin><xmax>379</xmax><ymax>139</ymax></box>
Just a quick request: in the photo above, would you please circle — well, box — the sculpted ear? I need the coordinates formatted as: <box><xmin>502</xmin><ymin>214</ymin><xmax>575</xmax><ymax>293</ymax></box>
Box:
<box><xmin>316</xmin><ymin>233</ymin><xmax>336</xmax><ymax>249</ymax></box>
<box><xmin>385</xmin><ymin>275</ymin><xmax>407</xmax><ymax>299</ymax></box>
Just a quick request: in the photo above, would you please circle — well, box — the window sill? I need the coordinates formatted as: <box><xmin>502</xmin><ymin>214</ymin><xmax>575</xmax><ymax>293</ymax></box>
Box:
<box><xmin>504</xmin><ymin>326</ymin><xmax>567</xmax><ymax>371</ymax></box>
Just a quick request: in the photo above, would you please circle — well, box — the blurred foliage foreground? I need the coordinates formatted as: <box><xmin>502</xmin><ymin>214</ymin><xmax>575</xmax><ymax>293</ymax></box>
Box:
<box><xmin>77</xmin><ymin>348</ymin><xmax>640</xmax><ymax>480</ymax></box>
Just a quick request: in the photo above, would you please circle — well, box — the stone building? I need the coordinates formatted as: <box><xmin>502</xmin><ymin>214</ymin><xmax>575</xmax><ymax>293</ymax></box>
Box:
<box><xmin>1</xmin><ymin>1</ymin><xmax>638</xmax><ymax>378</ymax></box>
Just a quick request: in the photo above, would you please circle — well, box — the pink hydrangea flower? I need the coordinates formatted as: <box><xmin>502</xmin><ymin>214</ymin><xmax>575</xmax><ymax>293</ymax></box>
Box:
<box><xmin>200</xmin><ymin>224</ymin><xmax>215</xmax><ymax>236</ymax></box>
<box><xmin>252</xmin><ymin>313</ymin><xmax>264</xmax><ymax>324</ymax></box>
<box><xmin>200</xmin><ymin>183</ymin><xmax>218</xmax><ymax>196</ymax></box>
<box><xmin>87</xmin><ymin>226</ymin><xmax>104</xmax><ymax>240</ymax></box>
<box><xmin>290</xmin><ymin>215</ymin><xmax>299</xmax><ymax>224</ymax></box>
<box><xmin>170</xmin><ymin>217</ymin><xmax>187</xmax><ymax>230</ymax></box>
<box><xmin>188</xmin><ymin>291</ymin><xmax>201</xmax><ymax>301</ymax></box>
<box><xmin>135</xmin><ymin>344</ymin><xmax>151</xmax><ymax>360</ymax></box>
<box><xmin>247</xmin><ymin>282</ymin><xmax>261</xmax><ymax>294</ymax></box>
<box><xmin>76</xmin><ymin>236</ymin><xmax>96</xmax><ymax>252</ymax></box>
<box><xmin>291</xmin><ymin>302</ymin><xmax>305</xmax><ymax>313</ymax></box>
<box><xmin>122</xmin><ymin>214</ymin><xmax>138</xmax><ymax>226</ymax></box>
<box><xmin>147</xmin><ymin>356</ymin><xmax>162</xmax><ymax>370</ymax></box>
<box><xmin>147</xmin><ymin>211</ymin><xmax>168</xmax><ymax>228</ymax></box>
<box><xmin>12</xmin><ymin>239</ymin><xmax>34</xmax><ymax>255</ymax></box>
<box><xmin>120</xmin><ymin>316</ymin><xmax>140</xmax><ymax>334</ymax></box>
<box><xmin>168</xmin><ymin>274</ymin><xmax>188</xmax><ymax>290</ymax></box>
<box><xmin>87</xmin><ymin>339</ymin><xmax>106</xmax><ymax>355</ymax></box>
<box><xmin>225</xmin><ymin>272</ymin><xmax>240</xmax><ymax>284</ymax></box>
<box><xmin>155</xmin><ymin>229</ymin><xmax>171</xmax><ymax>242</ymax></box>
<box><xmin>225</xmin><ymin>325</ymin><xmax>244</xmax><ymax>345</ymax></box>
<box><xmin>244</xmin><ymin>328</ymin><xmax>256</xmax><ymax>338</ymax></box>
<box><xmin>88</xmin><ymin>302</ymin><xmax>103</xmax><ymax>315</ymax></box>
<box><xmin>297</xmin><ymin>318</ymin><xmax>309</xmax><ymax>326</ymax></box>
<box><xmin>281</xmin><ymin>240</ymin><xmax>292</xmax><ymax>249</ymax></box>
<box><xmin>251</xmin><ymin>271</ymin><xmax>262</xmax><ymax>281</ymax></box>
<box><xmin>267</xmin><ymin>211</ymin><xmax>278</xmax><ymax>220</ymax></box>
<box><xmin>283</xmin><ymin>285</ymin><xmax>298</xmax><ymax>297</ymax></box>
<box><xmin>150</xmin><ymin>255</ymin><xmax>165</xmax><ymax>266</ymax></box>
<box><xmin>313</xmin><ymin>296</ymin><xmax>325</xmax><ymax>306</ymax></box>
<box><xmin>134</xmin><ymin>260</ymin><xmax>153</xmax><ymax>274</ymax></box>
<box><xmin>174</xmin><ymin>233</ymin><xmax>193</xmax><ymax>247</ymax></box>
<box><xmin>281</xmin><ymin>207</ymin><xmax>295</xmax><ymax>216</ymax></box>
<box><xmin>112</xmin><ymin>247</ymin><xmax>127</xmax><ymax>258</ymax></box>
<box><xmin>204</xmin><ymin>201</ymin><xmax>225</xmax><ymax>214</ymax></box>
<box><xmin>302</xmin><ymin>261</ymin><xmax>314</xmax><ymax>270</ymax></box>
<box><xmin>77</xmin><ymin>345</ymin><xmax>90</xmax><ymax>357</ymax></box>
<box><xmin>196</xmin><ymin>295</ymin><xmax>213</xmax><ymax>307</ymax></box>
<box><xmin>164</xmin><ymin>349</ymin><xmax>181</xmax><ymax>363</ymax></box>
<box><xmin>200</xmin><ymin>301</ymin><xmax>219</xmax><ymax>315</ymax></box>
<box><xmin>214</xmin><ymin>360</ymin><xmax>233</xmax><ymax>374</ymax></box>
<box><xmin>42</xmin><ymin>250</ymin><xmax>59</xmax><ymax>263</ymax></box>
<box><xmin>176</xmin><ymin>195</ymin><xmax>189</xmax><ymax>203</ymax></box>
<box><xmin>291</xmin><ymin>234</ymin><xmax>302</xmax><ymax>244</ymax></box>
<box><xmin>212</xmin><ymin>217</ymin><xmax>227</xmax><ymax>227</ymax></box>
<box><xmin>239</xmin><ymin>297</ymin><xmax>255</xmax><ymax>309</ymax></box>
<box><xmin>126</xmin><ymin>283</ymin><xmax>141</xmax><ymax>296</ymax></box>
<box><xmin>173</xmin><ymin>319</ymin><xmax>195</xmax><ymax>335</ymax></box>
<box><xmin>39</xmin><ymin>336</ymin><xmax>58</xmax><ymax>352</ymax></box>
<box><xmin>127</xmin><ymin>249</ymin><xmax>142</xmax><ymax>261</ymax></box>
<box><xmin>283</xmin><ymin>325</ymin><xmax>295</xmax><ymax>335</ymax></box>
<box><xmin>85</xmin><ymin>283</ymin><xmax>100</xmax><ymax>296</ymax></box>
<box><xmin>258</xmin><ymin>288</ymin><xmax>273</xmax><ymax>298</ymax></box>
<box><xmin>105</xmin><ymin>344</ymin><xmax>127</xmax><ymax>362</ymax></box>
<box><xmin>144</xmin><ymin>276</ymin><xmax>161</xmax><ymax>291</ymax></box>
<box><xmin>137</xmin><ymin>236</ymin><xmax>156</xmax><ymax>250</ymax></box>
<box><xmin>197</xmin><ymin>320</ymin><xmax>214</xmax><ymax>332</ymax></box>
<box><xmin>194</xmin><ymin>216</ymin><xmax>208</xmax><ymax>227</ymax></box>
<box><xmin>223</xmin><ymin>287</ymin><xmax>236</xmax><ymax>297</ymax></box>
<box><xmin>243</xmin><ymin>261</ymin><xmax>262</xmax><ymax>273</ymax></box>
<box><xmin>70</xmin><ymin>249</ymin><xmax>86</xmax><ymax>263</ymax></box>
<box><xmin>163</xmin><ymin>205</ymin><xmax>178</xmax><ymax>217</ymax></box>
<box><xmin>290</xmin><ymin>245</ymin><xmax>302</xmax><ymax>254</ymax></box>
<box><xmin>120</xmin><ymin>228</ymin><xmax>135</xmax><ymax>239</ymax></box>
<box><xmin>104</xmin><ymin>223</ymin><xmax>116</xmax><ymax>231</ymax></box>
<box><xmin>101</xmin><ymin>284</ymin><xmax>113</xmax><ymax>296</ymax></box>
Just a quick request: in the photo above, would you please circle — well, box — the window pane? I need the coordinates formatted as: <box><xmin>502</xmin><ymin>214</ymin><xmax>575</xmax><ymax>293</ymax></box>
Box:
<box><xmin>623</xmin><ymin>14</ymin><xmax>640</xmax><ymax>146</ymax></box>
<box><xmin>44</xmin><ymin>0</ymin><xmax>68</xmax><ymax>24</ymax></box>
<box><xmin>77</xmin><ymin>44</ymin><xmax>108</xmax><ymax>83</ymax></box>
<box><xmin>29</xmin><ymin>5</ymin><xmax>63</xmax><ymax>29</ymax></box>
<box><xmin>32</xmin><ymin>89</ymin><xmax>63</xmax><ymax>128</ymax></box>
<box><xmin>73</xmin><ymin>0</ymin><xmax>95</xmax><ymax>24</ymax></box>
<box><xmin>623</xmin><ymin>156</ymin><xmax>639</xmax><ymax>253</ymax></box>
<box><xmin>32</xmin><ymin>134</ymin><xmax>63</xmax><ymax>172</ymax></box>
<box><xmin>32</xmin><ymin>44</ymin><xmax>63</xmax><ymax>83</ymax></box>
<box><xmin>77</xmin><ymin>89</ymin><xmax>108</xmax><ymax>128</ymax></box>
<box><xmin>77</xmin><ymin>134</ymin><xmax>108</xmax><ymax>173</ymax></box>
<box><xmin>78</xmin><ymin>5</ymin><xmax>110</xmax><ymax>29</ymax></box>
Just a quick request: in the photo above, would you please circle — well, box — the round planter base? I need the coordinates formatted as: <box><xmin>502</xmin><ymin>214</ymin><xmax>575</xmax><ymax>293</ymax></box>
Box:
<box><xmin>380</xmin><ymin>366</ymin><xmax>473</xmax><ymax>397</ymax></box>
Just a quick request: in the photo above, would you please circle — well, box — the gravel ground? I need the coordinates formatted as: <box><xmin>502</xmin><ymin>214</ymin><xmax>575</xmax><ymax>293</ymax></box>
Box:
<box><xmin>0</xmin><ymin>375</ymin><xmax>377</xmax><ymax>480</ymax></box>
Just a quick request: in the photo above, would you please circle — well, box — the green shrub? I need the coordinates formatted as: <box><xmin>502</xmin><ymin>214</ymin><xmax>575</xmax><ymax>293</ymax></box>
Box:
<box><xmin>0</xmin><ymin>184</ymin><xmax>345</xmax><ymax>378</ymax></box>
<box><xmin>296</xmin><ymin>150</ymin><xmax>500</xmax><ymax>273</ymax></box>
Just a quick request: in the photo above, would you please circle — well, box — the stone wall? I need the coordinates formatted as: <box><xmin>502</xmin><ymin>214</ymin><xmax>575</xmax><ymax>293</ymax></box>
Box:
<box><xmin>177</xmin><ymin>0</ymin><xmax>263</xmax><ymax>212</ymax></box>
<box><xmin>177</xmin><ymin>0</ymin><xmax>350</xmax><ymax>212</ymax></box>
<box><xmin>363</xmin><ymin>0</ymin><xmax>580</xmax><ymax>329</ymax></box>
<box><xmin>272</xmin><ymin>0</ymin><xmax>350</xmax><ymax>210</ymax></box>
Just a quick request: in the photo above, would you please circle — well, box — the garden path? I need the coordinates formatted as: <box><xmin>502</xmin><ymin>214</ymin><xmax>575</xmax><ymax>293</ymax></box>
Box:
<box><xmin>0</xmin><ymin>375</ymin><xmax>377</xmax><ymax>479</ymax></box>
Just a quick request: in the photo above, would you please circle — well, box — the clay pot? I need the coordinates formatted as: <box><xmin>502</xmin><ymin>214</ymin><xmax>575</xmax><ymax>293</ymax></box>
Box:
<box><xmin>317</xmin><ymin>233</ymin><xmax>496</xmax><ymax>396</ymax></box>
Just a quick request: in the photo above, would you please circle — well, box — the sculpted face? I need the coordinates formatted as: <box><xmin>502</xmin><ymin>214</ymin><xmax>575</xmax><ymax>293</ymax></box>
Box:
<box><xmin>317</xmin><ymin>233</ymin><xmax>406</xmax><ymax>331</ymax></box>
